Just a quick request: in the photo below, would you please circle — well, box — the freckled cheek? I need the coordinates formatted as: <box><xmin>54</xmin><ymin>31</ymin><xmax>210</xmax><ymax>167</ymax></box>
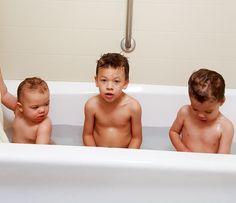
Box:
<box><xmin>100</xmin><ymin>82</ymin><xmax>108</xmax><ymax>88</ymax></box>
<box><xmin>100</xmin><ymin>86</ymin><xmax>107</xmax><ymax>92</ymax></box>
<box><xmin>114</xmin><ymin>82</ymin><xmax>124</xmax><ymax>88</ymax></box>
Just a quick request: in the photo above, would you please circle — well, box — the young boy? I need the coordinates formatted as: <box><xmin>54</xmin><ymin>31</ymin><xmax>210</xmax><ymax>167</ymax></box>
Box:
<box><xmin>169</xmin><ymin>68</ymin><xmax>234</xmax><ymax>154</ymax></box>
<box><xmin>0</xmin><ymin>69</ymin><xmax>52</xmax><ymax>144</ymax></box>
<box><xmin>83</xmin><ymin>53</ymin><xmax>142</xmax><ymax>148</ymax></box>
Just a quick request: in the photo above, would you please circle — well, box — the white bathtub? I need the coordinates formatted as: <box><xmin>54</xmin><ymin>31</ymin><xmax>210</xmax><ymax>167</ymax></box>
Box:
<box><xmin>1</xmin><ymin>80</ymin><xmax>236</xmax><ymax>203</ymax></box>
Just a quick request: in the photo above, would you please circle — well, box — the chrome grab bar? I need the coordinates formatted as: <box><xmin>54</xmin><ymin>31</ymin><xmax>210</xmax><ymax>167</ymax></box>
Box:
<box><xmin>121</xmin><ymin>0</ymin><xmax>136</xmax><ymax>53</ymax></box>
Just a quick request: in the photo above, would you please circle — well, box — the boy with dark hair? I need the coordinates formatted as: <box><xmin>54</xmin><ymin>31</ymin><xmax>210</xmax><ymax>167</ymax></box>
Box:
<box><xmin>169</xmin><ymin>68</ymin><xmax>234</xmax><ymax>153</ymax></box>
<box><xmin>83</xmin><ymin>53</ymin><xmax>142</xmax><ymax>148</ymax></box>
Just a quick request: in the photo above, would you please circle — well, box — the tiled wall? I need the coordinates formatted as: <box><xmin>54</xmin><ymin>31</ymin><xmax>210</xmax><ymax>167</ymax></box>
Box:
<box><xmin>1</xmin><ymin>0</ymin><xmax>236</xmax><ymax>87</ymax></box>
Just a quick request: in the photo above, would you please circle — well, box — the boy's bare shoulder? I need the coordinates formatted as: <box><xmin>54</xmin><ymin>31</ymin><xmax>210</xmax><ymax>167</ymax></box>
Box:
<box><xmin>85</xmin><ymin>95</ymin><xmax>99</xmax><ymax>109</ymax></box>
<box><xmin>178</xmin><ymin>105</ymin><xmax>190</xmax><ymax>115</ymax></box>
<box><xmin>125</xmin><ymin>94</ymin><xmax>141</xmax><ymax>111</ymax></box>
<box><xmin>38</xmin><ymin>117</ymin><xmax>52</xmax><ymax>128</ymax></box>
<box><xmin>36</xmin><ymin>117</ymin><xmax>52</xmax><ymax>137</ymax></box>
<box><xmin>220</xmin><ymin>114</ymin><xmax>234</xmax><ymax>133</ymax></box>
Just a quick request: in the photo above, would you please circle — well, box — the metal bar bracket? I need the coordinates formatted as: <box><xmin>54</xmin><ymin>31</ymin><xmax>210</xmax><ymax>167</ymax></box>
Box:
<box><xmin>121</xmin><ymin>0</ymin><xmax>136</xmax><ymax>53</ymax></box>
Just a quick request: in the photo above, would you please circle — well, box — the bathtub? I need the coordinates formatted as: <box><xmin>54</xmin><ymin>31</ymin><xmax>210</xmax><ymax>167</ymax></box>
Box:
<box><xmin>1</xmin><ymin>80</ymin><xmax>236</xmax><ymax>203</ymax></box>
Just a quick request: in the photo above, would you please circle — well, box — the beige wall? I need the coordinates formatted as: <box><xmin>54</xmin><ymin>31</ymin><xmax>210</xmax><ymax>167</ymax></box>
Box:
<box><xmin>0</xmin><ymin>0</ymin><xmax>236</xmax><ymax>88</ymax></box>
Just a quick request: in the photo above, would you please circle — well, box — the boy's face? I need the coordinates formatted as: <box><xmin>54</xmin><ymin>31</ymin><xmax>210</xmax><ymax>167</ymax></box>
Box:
<box><xmin>18</xmin><ymin>90</ymin><xmax>50</xmax><ymax>123</ymax></box>
<box><xmin>95</xmin><ymin>66</ymin><xmax>128</xmax><ymax>103</ymax></box>
<box><xmin>190</xmin><ymin>96</ymin><xmax>224</xmax><ymax>122</ymax></box>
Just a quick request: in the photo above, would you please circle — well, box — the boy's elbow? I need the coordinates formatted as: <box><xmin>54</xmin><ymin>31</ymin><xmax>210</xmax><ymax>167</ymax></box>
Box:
<box><xmin>169</xmin><ymin>130</ymin><xmax>174</xmax><ymax>140</ymax></box>
<box><xmin>83</xmin><ymin>133</ymin><xmax>94</xmax><ymax>146</ymax></box>
<box><xmin>82</xmin><ymin>134</ymin><xmax>87</xmax><ymax>145</ymax></box>
<box><xmin>1</xmin><ymin>93</ymin><xmax>17</xmax><ymax>111</ymax></box>
<box><xmin>129</xmin><ymin>136</ymin><xmax>142</xmax><ymax>149</ymax></box>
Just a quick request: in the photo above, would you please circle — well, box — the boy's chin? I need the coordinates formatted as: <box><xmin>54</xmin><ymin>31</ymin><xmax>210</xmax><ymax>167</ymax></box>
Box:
<box><xmin>33</xmin><ymin>116</ymin><xmax>46</xmax><ymax>123</ymax></box>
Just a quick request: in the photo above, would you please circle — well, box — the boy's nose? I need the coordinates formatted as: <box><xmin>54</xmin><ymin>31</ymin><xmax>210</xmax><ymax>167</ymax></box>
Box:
<box><xmin>198</xmin><ymin>113</ymin><xmax>206</xmax><ymax>119</ymax></box>
<box><xmin>107</xmin><ymin>82</ymin><xmax>113</xmax><ymax>89</ymax></box>
<box><xmin>38</xmin><ymin>106</ymin><xmax>45</xmax><ymax>113</ymax></box>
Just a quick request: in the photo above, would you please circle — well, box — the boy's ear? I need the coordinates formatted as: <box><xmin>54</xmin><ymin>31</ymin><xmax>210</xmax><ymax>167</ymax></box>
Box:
<box><xmin>16</xmin><ymin>102</ymin><xmax>23</xmax><ymax>112</ymax></box>
<box><xmin>123</xmin><ymin>80</ymin><xmax>129</xmax><ymax>90</ymax></box>
<box><xmin>94</xmin><ymin>76</ymin><xmax>98</xmax><ymax>87</ymax></box>
<box><xmin>220</xmin><ymin>97</ymin><xmax>226</xmax><ymax>106</ymax></box>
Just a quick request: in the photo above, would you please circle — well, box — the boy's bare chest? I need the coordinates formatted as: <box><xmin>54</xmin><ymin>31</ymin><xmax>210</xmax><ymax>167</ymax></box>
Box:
<box><xmin>183</xmin><ymin>119</ymin><xmax>221</xmax><ymax>143</ymax></box>
<box><xmin>95</xmin><ymin>105</ymin><xmax>131</xmax><ymax>126</ymax></box>
<box><xmin>13</xmin><ymin>118</ymin><xmax>38</xmax><ymax>142</ymax></box>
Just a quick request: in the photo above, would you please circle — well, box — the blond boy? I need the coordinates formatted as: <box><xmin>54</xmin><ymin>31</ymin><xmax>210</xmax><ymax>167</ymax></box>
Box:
<box><xmin>0</xmin><ymin>69</ymin><xmax>52</xmax><ymax>144</ymax></box>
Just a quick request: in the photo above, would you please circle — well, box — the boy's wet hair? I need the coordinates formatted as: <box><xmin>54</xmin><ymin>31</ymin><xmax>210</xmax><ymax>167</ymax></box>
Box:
<box><xmin>17</xmin><ymin>77</ymin><xmax>49</xmax><ymax>102</ymax></box>
<box><xmin>188</xmin><ymin>68</ymin><xmax>225</xmax><ymax>103</ymax></box>
<box><xmin>96</xmin><ymin>53</ymin><xmax>129</xmax><ymax>80</ymax></box>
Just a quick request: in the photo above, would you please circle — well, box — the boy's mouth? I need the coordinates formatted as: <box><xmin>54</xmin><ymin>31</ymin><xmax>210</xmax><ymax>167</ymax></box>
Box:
<box><xmin>199</xmin><ymin>118</ymin><xmax>207</xmax><ymax>122</ymax></box>
<box><xmin>35</xmin><ymin>115</ymin><xmax>46</xmax><ymax>121</ymax></box>
<box><xmin>105</xmin><ymin>93</ymin><xmax>114</xmax><ymax>98</ymax></box>
<box><xmin>105</xmin><ymin>93</ymin><xmax>113</xmax><ymax>95</ymax></box>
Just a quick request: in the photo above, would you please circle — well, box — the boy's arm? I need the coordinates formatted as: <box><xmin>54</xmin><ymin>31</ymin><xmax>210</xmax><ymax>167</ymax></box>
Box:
<box><xmin>82</xmin><ymin>101</ymin><xmax>96</xmax><ymax>146</ymax></box>
<box><xmin>0</xmin><ymin>68</ymin><xmax>17</xmax><ymax>111</ymax></box>
<box><xmin>128</xmin><ymin>101</ymin><xmax>142</xmax><ymax>149</ymax></box>
<box><xmin>35</xmin><ymin>118</ymin><xmax>52</xmax><ymax>144</ymax></box>
<box><xmin>218</xmin><ymin>120</ymin><xmax>234</xmax><ymax>154</ymax></box>
<box><xmin>169</xmin><ymin>107</ymin><xmax>191</xmax><ymax>152</ymax></box>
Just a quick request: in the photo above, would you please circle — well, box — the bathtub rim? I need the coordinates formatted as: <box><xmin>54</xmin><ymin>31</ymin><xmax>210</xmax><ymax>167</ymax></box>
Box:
<box><xmin>0</xmin><ymin>143</ymin><xmax>236</xmax><ymax>173</ymax></box>
<box><xmin>5</xmin><ymin>79</ymin><xmax>236</xmax><ymax>94</ymax></box>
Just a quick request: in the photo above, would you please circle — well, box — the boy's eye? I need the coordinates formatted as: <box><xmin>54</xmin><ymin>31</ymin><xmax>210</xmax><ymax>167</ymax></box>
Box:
<box><xmin>43</xmin><ymin>103</ymin><xmax>49</xmax><ymax>107</ymax></box>
<box><xmin>205</xmin><ymin>111</ymin><xmax>212</xmax><ymax>114</ymax></box>
<box><xmin>114</xmin><ymin>80</ymin><xmax>120</xmax><ymax>83</ymax></box>
<box><xmin>31</xmin><ymin>106</ymin><xmax>38</xmax><ymax>110</ymax></box>
<box><xmin>100</xmin><ymin>79</ymin><xmax>106</xmax><ymax>82</ymax></box>
<box><xmin>192</xmin><ymin>108</ymin><xmax>198</xmax><ymax>112</ymax></box>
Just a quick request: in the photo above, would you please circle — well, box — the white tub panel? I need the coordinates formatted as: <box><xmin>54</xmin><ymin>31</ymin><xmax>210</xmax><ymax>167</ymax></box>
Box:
<box><xmin>0</xmin><ymin>144</ymin><xmax>235</xmax><ymax>203</ymax></box>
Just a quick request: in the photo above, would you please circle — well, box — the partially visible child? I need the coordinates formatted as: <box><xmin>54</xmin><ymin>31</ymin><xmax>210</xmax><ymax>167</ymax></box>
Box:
<box><xmin>0</xmin><ymin>68</ymin><xmax>52</xmax><ymax>144</ymax></box>
<box><xmin>83</xmin><ymin>53</ymin><xmax>142</xmax><ymax>148</ymax></box>
<box><xmin>169</xmin><ymin>68</ymin><xmax>234</xmax><ymax>154</ymax></box>
<box><xmin>0</xmin><ymin>86</ymin><xmax>9</xmax><ymax>143</ymax></box>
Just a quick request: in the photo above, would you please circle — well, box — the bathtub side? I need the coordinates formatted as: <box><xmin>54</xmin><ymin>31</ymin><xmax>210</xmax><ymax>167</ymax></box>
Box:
<box><xmin>0</xmin><ymin>144</ymin><xmax>236</xmax><ymax>203</ymax></box>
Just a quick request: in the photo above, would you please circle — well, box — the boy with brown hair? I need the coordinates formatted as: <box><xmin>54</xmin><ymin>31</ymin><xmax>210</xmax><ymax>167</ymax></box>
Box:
<box><xmin>83</xmin><ymin>53</ymin><xmax>142</xmax><ymax>148</ymax></box>
<box><xmin>169</xmin><ymin>68</ymin><xmax>234</xmax><ymax>153</ymax></box>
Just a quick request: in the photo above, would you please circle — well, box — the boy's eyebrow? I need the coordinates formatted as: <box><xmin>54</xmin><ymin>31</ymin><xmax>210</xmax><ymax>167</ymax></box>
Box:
<box><xmin>205</xmin><ymin>110</ymin><xmax>212</xmax><ymax>113</ymax></box>
<box><xmin>99</xmin><ymin>74</ymin><xmax>122</xmax><ymax>78</ymax></box>
<box><xmin>31</xmin><ymin>105</ymin><xmax>39</xmax><ymax>107</ymax></box>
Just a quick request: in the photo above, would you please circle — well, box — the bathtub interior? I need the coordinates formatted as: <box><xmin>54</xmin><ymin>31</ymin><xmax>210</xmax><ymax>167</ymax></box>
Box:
<box><xmin>2</xmin><ymin>80</ymin><xmax>236</xmax><ymax>153</ymax></box>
